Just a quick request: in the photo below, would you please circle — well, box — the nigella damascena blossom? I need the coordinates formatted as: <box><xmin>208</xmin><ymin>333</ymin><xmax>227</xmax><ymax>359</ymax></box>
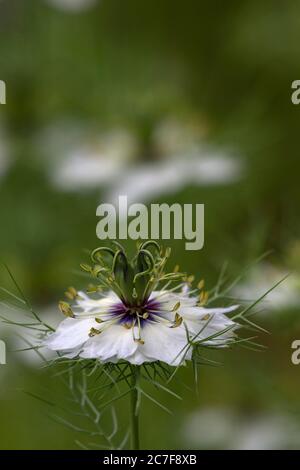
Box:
<box><xmin>44</xmin><ymin>242</ymin><xmax>239</xmax><ymax>366</ymax></box>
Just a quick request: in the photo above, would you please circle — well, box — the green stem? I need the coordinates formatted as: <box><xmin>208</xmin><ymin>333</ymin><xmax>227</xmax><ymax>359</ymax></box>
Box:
<box><xmin>130</xmin><ymin>366</ymin><xmax>140</xmax><ymax>450</ymax></box>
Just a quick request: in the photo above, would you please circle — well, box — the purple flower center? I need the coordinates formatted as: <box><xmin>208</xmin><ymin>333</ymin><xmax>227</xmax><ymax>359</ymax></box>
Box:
<box><xmin>110</xmin><ymin>298</ymin><xmax>161</xmax><ymax>328</ymax></box>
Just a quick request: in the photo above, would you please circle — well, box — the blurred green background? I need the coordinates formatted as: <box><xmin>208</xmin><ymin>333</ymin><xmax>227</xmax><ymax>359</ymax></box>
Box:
<box><xmin>0</xmin><ymin>0</ymin><xmax>300</xmax><ymax>450</ymax></box>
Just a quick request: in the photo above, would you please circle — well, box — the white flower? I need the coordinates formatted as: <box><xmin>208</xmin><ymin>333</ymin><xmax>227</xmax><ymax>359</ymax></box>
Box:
<box><xmin>106</xmin><ymin>116</ymin><xmax>243</xmax><ymax>205</ymax></box>
<box><xmin>44</xmin><ymin>288</ymin><xmax>238</xmax><ymax>366</ymax></box>
<box><xmin>183</xmin><ymin>407</ymin><xmax>300</xmax><ymax>450</ymax></box>
<box><xmin>0</xmin><ymin>304</ymin><xmax>60</xmax><ymax>367</ymax></box>
<box><xmin>233</xmin><ymin>263</ymin><xmax>300</xmax><ymax>312</ymax></box>
<box><xmin>44</xmin><ymin>242</ymin><xmax>240</xmax><ymax>366</ymax></box>
<box><xmin>36</xmin><ymin>121</ymin><xmax>137</xmax><ymax>191</ymax></box>
<box><xmin>107</xmin><ymin>155</ymin><xmax>242</xmax><ymax>206</ymax></box>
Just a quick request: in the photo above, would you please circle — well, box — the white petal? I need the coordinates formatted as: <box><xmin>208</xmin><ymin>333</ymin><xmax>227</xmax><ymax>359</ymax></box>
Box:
<box><xmin>126</xmin><ymin>349</ymin><xmax>150</xmax><ymax>365</ymax></box>
<box><xmin>184</xmin><ymin>316</ymin><xmax>238</xmax><ymax>347</ymax></box>
<box><xmin>147</xmin><ymin>291</ymin><xmax>197</xmax><ymax>323</ymax></box>
<box><xmin>180</xmin><ymin>305</ymin><xmax>238</xmax><ymax>321</ymax></box>
<box><xmin>75</xmin><ymin>290</ymin><xmax>119</xmax><ymax>313</ymax></box>
<box><xmin>150</xmin><ymin>290</ymin><xmax>197</xmax><ymax>308</ymax></box>
<box><xmin>137</xmin><ymin>322</ymin><xmax>191</xmax><ymax>366</ymax></box>
<box><xmin>176</xmin><ymin>305</ymin><xmax>239</xmax><ymax>347</ymax></box>
<box><xmin>44</xmin><ymin>317</ymin><xmax>95</xmax><ymax>351</ymax></box>
<box><xmin>80</xmin><ymin>324</ymin><xmax>138</xmax><ymax>361</ymax></box>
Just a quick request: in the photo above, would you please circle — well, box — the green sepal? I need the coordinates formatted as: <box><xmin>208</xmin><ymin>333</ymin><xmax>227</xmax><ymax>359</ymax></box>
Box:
<box><xmin>113</xmin><ymin>250</ymin><xmax>134</xmax><ymax>304</ymax></box>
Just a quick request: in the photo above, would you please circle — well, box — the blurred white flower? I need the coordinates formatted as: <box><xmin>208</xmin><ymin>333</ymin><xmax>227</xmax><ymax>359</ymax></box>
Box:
<box><xmin>45</xmin><ymin>0</ymin><xmax>98</xmax><ymax>13</ymax></box>
<box><xmin>107</xmin><ymin>153</ymin><xmax>242</xmax><ymax>205</ymax></box>
<box><xmin>53</xmin><ymin>129</ymin><xmax>136</xmax><ymax>190</ymax></box>
<box><xmin>36</xmin><ymin>121</ymin><xmax>137</xmax><ymax>191</ymax></box>
<box><xmin>234</xmin><ymin>414</ymin><xmax>300</xmax><ymax>450</ymax></box>
<box><xmin>0</xmin><ymin>304</ymin><xmax>60</xmax><ymax>366</ymax></box>
<box><xmin>183</xmin><ymin>407</ymin><xmax>236</xmax><ymax>449</ymax></box>
<box><xmin>107</xmin><ymin>116</ymin><xmax>243</xmax><ymax>204</ymax></box>
<box><xmin>153</xmin><ymin>117</ymin><xmax>208</xmax><ymax>159</ymax></box>
<box><xmin>183</xmin><ymin>407</ymin><xmax>300</xmax><ymax>449</ymax></box>
<box><xmin>233</xmin><ymin>263</ymin><xmax>300</xmax><ymax>312</ymax></box>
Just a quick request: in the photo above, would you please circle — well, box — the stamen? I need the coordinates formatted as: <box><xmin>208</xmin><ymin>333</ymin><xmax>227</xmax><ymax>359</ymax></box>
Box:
<box><xmin>64</xmin><ymin>286</ymin><xmax>78</xmax><ymax>301</ymax></box>
<box><xmin>136</xmin><ymin>315</ymin><xmax>142</xmax><ymax>342</ymax></box>
<box><xmin>80</xmin><ymin>263</ymin><xmax>92</xmax><ymax>273</ymax></box>
<box><xmin>86</xmin><ymin>284</ymin><xmax>103</xmax><ymax>294</ymax></box>
<box><xmin>201</xmin><ymin>313</ymin><xmax>210</xmax><ymax>321</ymax></box>
<box><xmin>198</xmin><ymin>291</ymin><xmax>209</xmax><ymax>305</ymax></box>
<box><xmin>171</xmin><ymin>312</ymin><xmax>183</xmax><ymax>328</ymax></box>
<box><xmin>88</xmin><ymin>327</ymin><xmax>101</xmax><ymax>337</ymax></box>
<box><xmin>131</xmin><ymin>318</ymin><xmax>137</xmax><ymax>342</ymax></box>
<box><xmin>172</xmin><ymin>301</ymin><xmax>181</xmax><ymax>312</ymax></box>
<box><xmin>58</xmin><ymin>301</ymin><xmax>74</xmax><ymax>318</ymax></box>
<box><xmin>149</xmin><ymin>311</ymin><xmax>176</xmax><ymax>327</ymax></box>
<box><xmin>131</xmin><ymin>315</ymin><xmax>145</xmax><ymax>344</ymax></box>
<box><xmin>134</xmin><ymin>338</ymin><xmax>145</xmax><ymax>345</ymax></box>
